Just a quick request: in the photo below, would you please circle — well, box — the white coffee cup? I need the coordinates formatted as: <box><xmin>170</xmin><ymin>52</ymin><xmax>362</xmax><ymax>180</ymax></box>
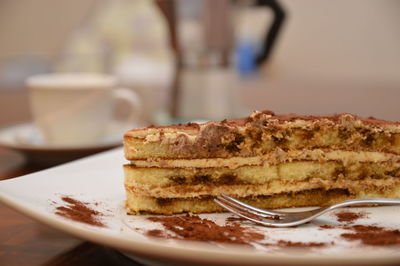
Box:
<box><xmin>27</xmin><ymin>73</ymin><xmax>141</xmax><ymax>146</ymax></box>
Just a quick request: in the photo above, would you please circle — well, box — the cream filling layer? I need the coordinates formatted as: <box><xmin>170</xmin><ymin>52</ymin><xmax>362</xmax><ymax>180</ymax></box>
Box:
<box><xmin>130</xmin><ymin>149</ymin><xmax>400</xmax><ymax>169</ymax></box>
<box><xmin>126</xmin><ymin>177</ymin><xmax>400</xmax><ymax>198</ymax></box>
<box><xmin>126</xmin><ymin>176</ymin><xmax>400</xmax><ymax>198</ymax></box>
<box><xmin>125</xmin><ymin>159</ymin><xmax>400</xmax><ymax>188</ymax></box>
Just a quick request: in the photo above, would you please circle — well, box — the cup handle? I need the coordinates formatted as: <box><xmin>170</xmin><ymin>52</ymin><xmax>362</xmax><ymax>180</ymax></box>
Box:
<box><xmin>112</xmin><ymin>88</ymin><xmax>142</xmax><ymax>128</ymax></box>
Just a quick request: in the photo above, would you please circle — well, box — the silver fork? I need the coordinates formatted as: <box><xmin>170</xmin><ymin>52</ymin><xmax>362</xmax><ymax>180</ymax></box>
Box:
<box><xmin>214</xmin><ymin>194</ymin><xmax>400</xmax><ymax>227</ymax></box>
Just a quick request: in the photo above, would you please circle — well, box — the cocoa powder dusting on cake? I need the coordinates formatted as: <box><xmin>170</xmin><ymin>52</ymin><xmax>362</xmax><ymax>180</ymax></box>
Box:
<box><xmin>55</xmin><ymin>196</ymin><xmax>106</xmax><ymax>227</ymax></box>
<box><xmin>334</xmin><ymin>211</ymin><xmax>367</xmax><ymax>223</ymax></box>
<box><xmin>146</xmin><ymin>214</ymin><xmax>264</xmax><ymax>245</ymax></box>
<box><xmin>341</xmin><ymin>225</ymin><xmax>400</xmax><ymax>246</ymax></box>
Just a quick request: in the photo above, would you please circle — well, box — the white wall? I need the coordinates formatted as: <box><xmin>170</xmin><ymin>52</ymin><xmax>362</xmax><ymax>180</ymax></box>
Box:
<box><xmin>240</xmin><ymin>0</ymin><xmax>400</xmax><ymax>121</ymax></box>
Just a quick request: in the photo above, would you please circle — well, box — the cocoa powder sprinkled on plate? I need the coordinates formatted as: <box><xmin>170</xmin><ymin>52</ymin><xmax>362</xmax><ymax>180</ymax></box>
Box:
<box><xmin>319</xmin><ymin>224</ymin><xmax>335</xmax><ymax>229</ymax></box>
<box><xmin>319</xmin><ymin>223</ymin><xmax>400</xmax><ymax>246</ymax></box>
<box><xmin>226</xmin><ymin>216</ymin><xmax>250</xmax><ymax>222</ymax></box>
<box><xmin>55</xmin><ymin>196</ymin><xmax>106</xmax><ymax>227</ymax></box>
<box><xmin>145</xmin><ymin>215</ymin><xmax>327</xmax><ymax>248</ymax></box>
<box><xmin>341</xmin><ymin>225</ymin><xmax>400</xmax><ymax>246</ymax></box>
<box><xmin>146</xmin><ymin>214</ymin><xmax>264</xmax><ymax>245</ymax></box>
<box><xmin>226</xmin><ymin>216</ymin><xmax>281</xmax><ymax>228</ymax></box>
<box><xmin>334</xmin><ymin>211</ymin><xmax>367</xmax><ymax>223</ymax></box>
<box><xmin>277</xmin><ymin>240</ymin><xmax>330</xmax><ymax>248</ymax></box>
<box><xmin>144</xmin><ymin>214</ymin><xmax>400</xmax><ymax>248</ymax></box>
<box><xmin>146</xmin><ymin>229</ymin><xmax>166</xmax><ymax>238</ymax></box>
<box><xmin>226</xmin><ymin>215</ymin><xmax>280</xmax><ymax>223</ymax></box>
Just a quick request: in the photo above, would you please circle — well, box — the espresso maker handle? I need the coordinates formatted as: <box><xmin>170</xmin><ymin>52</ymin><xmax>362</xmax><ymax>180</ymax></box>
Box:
<box><xmin>255</xmin><ymin>0</ymin><xmax>286</xmax><ymax>66</ymax></box>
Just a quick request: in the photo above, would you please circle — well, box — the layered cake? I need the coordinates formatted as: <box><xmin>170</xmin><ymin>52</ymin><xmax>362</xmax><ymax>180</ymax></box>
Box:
<box><xmin>123</xmin><ymin>110</ymin><xmax>400</xmax><ymax>214</ymax></box>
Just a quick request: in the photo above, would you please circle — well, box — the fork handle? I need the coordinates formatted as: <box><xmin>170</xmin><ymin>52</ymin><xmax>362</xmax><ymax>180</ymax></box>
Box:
<box><xmin>295</xmin><ymin>198</ymin><xmax>400</xmax><ymax>226</ymax></box>
<box><xmin>327</xmin><ymin>198</ymin><xmax>400</xmax><ymax>211</ymax></box>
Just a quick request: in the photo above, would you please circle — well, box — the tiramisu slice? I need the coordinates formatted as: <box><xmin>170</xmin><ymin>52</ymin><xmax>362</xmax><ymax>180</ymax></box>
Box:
<box><xmin>123</xmin><ymin>110</ymin><xmax>400</xmax><ymax>214</ymax></box>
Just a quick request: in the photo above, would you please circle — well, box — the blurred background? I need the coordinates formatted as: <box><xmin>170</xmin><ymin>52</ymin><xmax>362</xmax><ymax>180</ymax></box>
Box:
<box><xmin>1</xmin><ymin>0</ymin><xmax>400</xmax><ymax>127</ymax></box>
<box><xmin>1</xmin><ymin>1</ymin><xmax>399</xmax><ymax>261</ymax></box>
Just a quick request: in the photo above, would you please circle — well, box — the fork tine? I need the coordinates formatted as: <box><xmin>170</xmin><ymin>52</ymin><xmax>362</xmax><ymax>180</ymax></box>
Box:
<box><xmin>219</xmin><ymin>194</ymin><xmax>286</xmax><ymax>216</ymax></box>
<box><xmin>214</xmin><ymin>199</ymin><xmax>282</xmax><ymax>227</ymax></box>
<box><xmin>216</xmin><ymin>195</ymin><xmax>278</xmax><ymax>219</ymax></box>
<box><xmin>217</xmin><ymin>196</ymin><xmax>400</xmax><ymax>228</ymax></box>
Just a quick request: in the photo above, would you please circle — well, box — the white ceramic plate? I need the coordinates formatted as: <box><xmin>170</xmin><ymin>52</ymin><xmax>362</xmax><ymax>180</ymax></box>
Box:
<box><xmin>1</xmin><ymin>148</ymin><xmax>400</xmax><ymax>265</ymax></box>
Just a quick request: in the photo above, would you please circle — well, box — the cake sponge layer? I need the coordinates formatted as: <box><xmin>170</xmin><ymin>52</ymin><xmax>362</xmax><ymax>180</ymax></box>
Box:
<box><xmin>125</xmin><ymin>176</ymin><xmax>400</xmax><ymax>199</ymax></box>
<box><xmin>124</xmin><ymin>159</ymin><xmax>400</xmax><ymax>189</ymax></box>
<box><xmin>125</xmin><ymin>186</ymin><xmax>400</xmax><ymax>215</ymax></box>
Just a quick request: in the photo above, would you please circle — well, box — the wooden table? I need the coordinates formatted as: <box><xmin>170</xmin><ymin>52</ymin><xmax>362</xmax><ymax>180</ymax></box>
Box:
<box><xmin>0</xmin><ymin>148</ymin><xmax>142</xmax><ymax>266</ymax></box>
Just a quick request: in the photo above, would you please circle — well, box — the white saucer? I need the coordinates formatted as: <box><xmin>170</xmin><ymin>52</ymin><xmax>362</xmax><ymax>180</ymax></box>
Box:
<box><xmin>0</xmin><ymin>121</ymin><xmax>134</xmax><ymax>165</ymax></box>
